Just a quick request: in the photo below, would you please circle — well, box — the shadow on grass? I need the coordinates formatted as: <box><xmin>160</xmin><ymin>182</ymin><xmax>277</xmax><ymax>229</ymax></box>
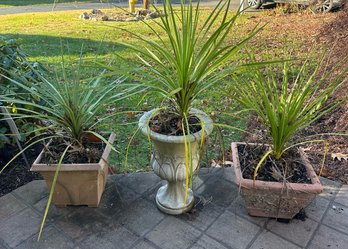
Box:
<box><xmin>1</xmin><ymin>33</ymin><xmax>123</xmax><ymax>58</ymax></box>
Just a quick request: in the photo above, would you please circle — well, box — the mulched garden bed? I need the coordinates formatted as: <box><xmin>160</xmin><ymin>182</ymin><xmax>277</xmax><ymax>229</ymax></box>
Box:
<box><xmin>0</xmin><ymin>143</ymin><xmax>43</xmax><ymax>197</ymax></box>
<box><xmin>309</xmin><ymin>6</ymin><xmax>348</xmax><ymax>183</ymax></box>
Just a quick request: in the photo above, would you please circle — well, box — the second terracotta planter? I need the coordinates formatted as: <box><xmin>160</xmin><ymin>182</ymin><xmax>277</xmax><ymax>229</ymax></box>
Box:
<box><xmin>231</xmin><ymin>142</ymin><xmax>323</xmax><ymax>219</ymax></box>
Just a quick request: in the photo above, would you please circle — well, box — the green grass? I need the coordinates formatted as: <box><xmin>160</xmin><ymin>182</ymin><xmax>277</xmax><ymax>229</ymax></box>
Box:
<box><xmin>0</xmin><ymin>0</ymin><xmax>98</xmax><ymax>8</ymax></box>
<box><xmin>0</xmin><ymin>8</ymin><xmax>317</xmax><ymax>172</ymax></box>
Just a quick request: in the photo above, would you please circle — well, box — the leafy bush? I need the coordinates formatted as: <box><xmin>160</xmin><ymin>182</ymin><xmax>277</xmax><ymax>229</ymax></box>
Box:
<box><xmin>0</xmin><ymin>36</ymin><xmax>47</xmax><ymax>147</ymax></box>
<box><xmin>0</xmin><ymin>36</ymin><xmax>46</xmax><ymax>91</ymax></box>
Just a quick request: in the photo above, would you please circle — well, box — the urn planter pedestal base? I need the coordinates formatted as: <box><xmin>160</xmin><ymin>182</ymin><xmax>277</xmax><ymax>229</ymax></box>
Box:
<box><xmin>156</xmin><ymin>182</ymin><xmax>194</xmax><ymax>215</ymax></box>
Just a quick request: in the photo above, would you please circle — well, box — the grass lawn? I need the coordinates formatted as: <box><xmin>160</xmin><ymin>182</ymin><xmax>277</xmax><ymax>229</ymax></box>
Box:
<box><xmin>0</xmin><ymin>7</ymin><xmax>336</xmax><ymax>172</ymax></box>
<box><xmin>0</xmin><ymin>0</ymin><xmax>96</xmax><ymax>8</ymax></box>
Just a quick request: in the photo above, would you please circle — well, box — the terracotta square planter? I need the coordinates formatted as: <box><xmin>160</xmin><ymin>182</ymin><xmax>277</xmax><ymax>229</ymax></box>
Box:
<box><xmin>31</xmin><ymin>133</ymin><xmax>115</xmax><ymax>207</ymax></box>
<box><xmin>231</xmin><ymin>142</ymin><xmax>323</xmax><ymax>219</ymax></box>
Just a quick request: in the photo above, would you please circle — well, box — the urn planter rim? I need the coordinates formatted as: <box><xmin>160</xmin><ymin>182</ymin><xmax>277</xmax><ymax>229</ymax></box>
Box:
<box><xmin>231</xmin><ymin>142</ymin><xmax>323</xmax><ymax>193</ymax></box>
<box><xmin>138</xmin><ymin>108</ymin><xmax>214</xmax><ymax>143</ymax></box>
<box><xmin>30</xmin><ymin>132</ymin><xmax>115</xmax><ymax>172</ymax></box>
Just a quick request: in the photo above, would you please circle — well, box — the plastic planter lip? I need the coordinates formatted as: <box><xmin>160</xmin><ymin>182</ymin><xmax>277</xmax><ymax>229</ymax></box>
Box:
<box><xmin>231</xmin><ymin>142</ymin><xmax>323</xmax><ymax>193</ymax></box>
<box><xmin>31</xmin><ymin>133</ymin><xmax>115</xmax><ymax>172</ymax></box>
<box><xmin>138</xmin><ymin>108</ymin><xmax>214</xmax><ymax>144</ymax></box>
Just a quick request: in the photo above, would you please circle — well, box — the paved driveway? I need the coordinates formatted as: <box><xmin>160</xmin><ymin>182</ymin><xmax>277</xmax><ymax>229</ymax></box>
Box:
<box><xmin>0</xmin><ymin>0</ymin><xmax>242</xmax><ymax>15</ymax></box>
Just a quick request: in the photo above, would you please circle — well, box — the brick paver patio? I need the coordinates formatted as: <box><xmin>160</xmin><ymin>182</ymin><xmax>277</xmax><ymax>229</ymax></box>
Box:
<box><xmin>0</xmin><ymin>167</ymin><xmax>347</xmax><ymax>249</ymax></box>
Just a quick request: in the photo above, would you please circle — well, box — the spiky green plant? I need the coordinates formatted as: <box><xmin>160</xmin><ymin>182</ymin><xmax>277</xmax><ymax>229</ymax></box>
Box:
<box><xmin>114</xmin><ymin>0</ymin><xmax>264</xmax><ymax>202</ymax></box>
<box><xmin>228</xmin><ymin>57</ymin><xmax>348</xmax><ymax>178</ymax></box>
<box><xmin>118</xmin><ymin>0</ymin><xmax>262</xmax><ymax>118</ymax></box>
<box><xmin>0</xmin><ymin>72</ymin><xmax>135</xmax><ymax>152</ymax></box>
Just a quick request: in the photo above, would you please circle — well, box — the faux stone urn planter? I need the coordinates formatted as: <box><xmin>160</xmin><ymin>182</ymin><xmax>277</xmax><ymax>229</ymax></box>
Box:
<box><xmin>139</xmin><ymin>109</ymin><xmax>213</xmax><ymax>215</ymax></box>
<box><xmin>31</xmin><ymin>133</ymin><xmax>115</xmax><ymax>207</ymax></box>
<box><xmin>231</xmin><ymin>142</ymin><xmax>323</xmax><ymax>219</ymax></box>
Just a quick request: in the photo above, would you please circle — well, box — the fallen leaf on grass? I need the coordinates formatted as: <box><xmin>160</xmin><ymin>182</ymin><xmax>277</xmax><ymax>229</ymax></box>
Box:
<box><xmin>126</xmin><ymin>112</ymin><xmax>135</xmax><ymax>118</ymax></box>
<box><xmin>331</xmin><ymin>153</ymin><xmax>348</xmax><ymax>161</ymax></box>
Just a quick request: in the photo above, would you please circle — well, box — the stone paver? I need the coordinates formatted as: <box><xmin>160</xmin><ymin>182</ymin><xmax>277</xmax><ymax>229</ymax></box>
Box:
<box><xmin>266</xmin><ymin>217</ymin><xmax>319</xmax><ymax>247</ymax></box>
<box><xmin>334</xmin><ymin>185</ymin><xmax>348</xmax><ymax>207</ymax></box>
<box><xmin>197</xmin><ymin>176</ymin><xmax>238</xmax><ymax>208</ymax></box>
<box><xmin>146</xmin><ymin>217</ymin><xmax>201</xmax><ymax>249</ymax></box>
<box><xmin>0</xmin><ymin>194</ymin><xmax>26</xmax><ymax>221</ymax></box>
<box><xmin>97</xmin><ymin>179</ymin><xmax>140</xmax><ymax>217</ymax></box>
<box><xmin>56</xmin><ymin>208</ymin><xmax>112</xmax><ymax>242</ymax></box>
<box><xmin>14</xmin><ymin>225</ymin><xmax>76</xmax><ymax>249</ymax></box>
<box><xmin>322</xmin><ymin>202</ymin><xmax>348</xmax><ymax>234</ymax></box>
<box><xmin>180</xmin><ymin>199</ymin><xmax>225</xmax><ymax>231</ymax></box>
<box><xmin>0</xmin><ymin>170</ymin><xmax>347</xmax><ymax>249</ymax></box>
<box><xmin>0</xmin><ymin>208</ymin><xmax>41</xmax><ymax>248</ymax></box>
<box><xmin>190</xmin><ymin>235</ymin><xmax>228</xmax><ymax>249</ymax></box>
<box><xmin>116</xmin><ymin>172</ymin><xmax>161</xmax><ymax>195</ymax></box>
<box><xmin>206</xmin><ymin>211</ymin><xmax>260</xmax><ymax>249</ymax></box>
<box><xmin>80</xmin><ymin>224</ymin><xmax>139</xmax><ymax>249</ymax></box>
<box><xmin>12</xmin><ymin>180</ymin><xmax>48</xmax><ymax>206</ymax></box>
<box><xmin>305</xmin><ymin>196</ymin><xmax>330</xmax><ymax>222</ymax></box>
<box><xmin>228</xmin><ymin>196</ymin><xmax>268</xmax><ymax>226</ymax></box>
<box><xmin>319</xmin><ymin>177</ymin><xmax>342</xmax><ymax>201</ymax></box>
<box><xmin>192</xmin><ymin>168</ymin><xmax>215</xmax><ymax>190</ymax></box>
<box><xmin>249</xmin><ymin>230</ymin><xmax>301</xmax><ymax>249</ymax></box>
<box><xmin>222</xmin><ymin>167</ymin><xmax>236</xmax><ymax>183</ymax></box>
<box><xmin>33</xmin><ymin>197</ymin><xmax>73</xmax><ymax>222</ymax></box>
<box><xmin>307</xmin><ymin>224</ymin><xmax>348</xmax><ymax>249</ymax></box>
<box><xmin>132</xmin><ymin>239</ymin><xmax>157</xmax><ymax>249</ymax></box>
<box><xmin>117</xmin><ymin>198</ymin><xmax>165</xmax><ymax>236</ymax></box>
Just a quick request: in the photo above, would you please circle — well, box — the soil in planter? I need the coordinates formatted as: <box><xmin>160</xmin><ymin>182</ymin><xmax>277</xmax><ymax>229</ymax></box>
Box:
<box><xmin>149</xmin><ymin>110</ymin><xmax>202</xmax><ymax>136</ymax></box>
<box><xmin>238</xmin><ymin>144</ymin><xmax>312</xmax><ymax>184</ymax></box>
<box><xmin>40</xmin><ymin>138</ymin><xmax>105</xmax><ymax>164</ymax></box>
<box><xmin>0</xmin><ymin>143</ymin><xmax>43</xmax><ymax>197</ymax></box>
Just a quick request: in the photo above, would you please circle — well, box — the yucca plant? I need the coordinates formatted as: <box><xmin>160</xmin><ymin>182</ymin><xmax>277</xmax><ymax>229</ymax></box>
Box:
<box><xmin>0</xmin><ymin>70</ymin><xmax>134</xmax><ymax>158</ymax></box>
<box><xmin>0</xmin><ymin>62</ymin><xmax>140</xmax><ymax>239</ymax></box>
<box><xmin>119</xmin><ymin>0</ymin><xmax>261</xmax><ymax>119</ymax></box>
<box><xmin>228</xmin><ymin>57</ymin><xmax>348</xmax><ymax>178</ymax></box>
